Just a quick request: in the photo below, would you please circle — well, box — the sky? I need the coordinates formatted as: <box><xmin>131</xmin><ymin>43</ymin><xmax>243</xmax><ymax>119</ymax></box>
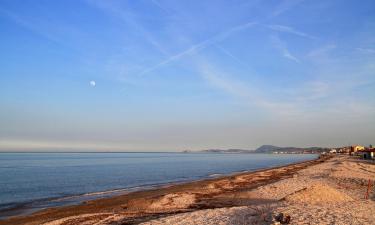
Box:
<box><xmin>0</xmin><ymin>0</ymin><xmax>374</xmax><ymax>151</ymax></box>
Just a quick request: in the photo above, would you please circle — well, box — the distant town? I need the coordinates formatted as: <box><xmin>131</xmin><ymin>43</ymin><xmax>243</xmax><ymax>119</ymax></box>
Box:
<box><xmin>183</xmin><ymin>144</ymin><xmax>375</xmax><ymax>160</ymax></box>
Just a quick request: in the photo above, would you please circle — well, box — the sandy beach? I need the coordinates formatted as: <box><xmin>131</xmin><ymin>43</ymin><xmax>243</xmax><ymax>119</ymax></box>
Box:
<box><xmin>1</xmin><ymin>155</ymin><xmax>374</xmax><ymax>225</ymax></box>
<box><xmin>2</xmin><ymin>0</ymin><xmax>373</xmax><ymax>224</ymax></box>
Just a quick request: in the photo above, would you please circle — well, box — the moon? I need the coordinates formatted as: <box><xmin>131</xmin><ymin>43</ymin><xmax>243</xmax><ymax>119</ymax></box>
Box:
<box><xmin>89</xmin><ymin>80</ymin><xmax>96</xmax><ymax>87</ymax></box>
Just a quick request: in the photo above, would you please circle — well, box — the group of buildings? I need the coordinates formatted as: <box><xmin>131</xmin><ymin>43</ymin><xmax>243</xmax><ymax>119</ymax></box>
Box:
<box><xmin>329</xmin><ymin>145</ymin><xmax>375</xmax><ymax>160</ymax></box>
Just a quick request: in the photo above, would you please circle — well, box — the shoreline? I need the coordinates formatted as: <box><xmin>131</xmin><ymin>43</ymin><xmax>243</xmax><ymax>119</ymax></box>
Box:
<box><xmin>140</xmin><ymin>155</ymin><xmax>374</xmax><ymax>225</ymax></box>
<box><xmin>0</xmin><ymin>155</ymin><xmax>326</xmax><ymax>225</ymax></box>
<box><xmin>0</xmin><ymin>154</ymin><xmax>318</xmax><ymax>221</ymax></box>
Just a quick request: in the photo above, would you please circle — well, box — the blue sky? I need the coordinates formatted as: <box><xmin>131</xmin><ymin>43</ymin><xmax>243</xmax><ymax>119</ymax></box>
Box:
<box><xmin>0</xmin><ymin>0</ymin><xmax>374</xmax><ymax>151</ymax></box>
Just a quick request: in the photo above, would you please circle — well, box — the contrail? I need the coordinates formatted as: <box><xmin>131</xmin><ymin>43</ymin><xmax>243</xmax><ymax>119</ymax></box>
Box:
<box><xmin>138</xmin><ymin>22</ymin><xmax>257</xmax><ymax>76</ymax></box>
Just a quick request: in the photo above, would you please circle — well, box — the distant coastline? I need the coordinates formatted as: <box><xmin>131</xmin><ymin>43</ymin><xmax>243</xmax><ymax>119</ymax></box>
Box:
<box><xmin>183</xmin><ymin>145</ymin><xmax>330</xmax><ymax>154</ymax></box>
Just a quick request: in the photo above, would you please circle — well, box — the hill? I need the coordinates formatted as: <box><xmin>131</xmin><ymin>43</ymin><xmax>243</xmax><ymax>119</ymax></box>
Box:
<box><xmin>182</xmin><ymin>149</ymin><xmax>253</xmax><ymax>154</ymax></box>
<box><xmin>255</xmin><ymin>145</ymin><xmax>329</xmax><ymax>154</ymax></box>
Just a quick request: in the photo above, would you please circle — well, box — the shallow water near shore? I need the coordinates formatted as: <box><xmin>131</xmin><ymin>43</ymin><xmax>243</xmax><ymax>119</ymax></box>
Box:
<box><xmin>0</xmin><ymin>152</ymin><xmax>317</xmax><ymax>219</ymax></box>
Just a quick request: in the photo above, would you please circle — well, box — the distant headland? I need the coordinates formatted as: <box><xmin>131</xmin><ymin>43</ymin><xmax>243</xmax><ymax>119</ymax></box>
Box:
<box><xmin>183</xmin><ymin>145</ymin><xmax>331</xmax><ymax>154</ymax></box>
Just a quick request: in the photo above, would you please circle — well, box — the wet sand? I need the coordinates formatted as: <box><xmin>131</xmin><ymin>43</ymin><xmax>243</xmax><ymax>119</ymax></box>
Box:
<box><xmin>0</xmin><ymin>155</ymin><xmax>327</xmax><ymax>225</ymax></box>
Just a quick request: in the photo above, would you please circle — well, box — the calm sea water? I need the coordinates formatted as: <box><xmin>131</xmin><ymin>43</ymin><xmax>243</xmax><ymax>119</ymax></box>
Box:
<box><xmin>0</xmin><ymin>152</ymin><xmax>317</xmax><ymax>219</ymax></box>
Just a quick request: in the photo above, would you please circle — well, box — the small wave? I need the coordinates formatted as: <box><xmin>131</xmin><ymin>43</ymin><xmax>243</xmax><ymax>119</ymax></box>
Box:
<box><xmin>50</xmin><ymin>184</ymin><xmax>164</xmax><ymax>203</ymax></box>
<box><xmin>209</xmin><ymin>173</ymin><xmax>224</xmax><ymax>177</ymax></box>
<box><xmin>81</xmin><ymin>188</ymin><xmax>130</xmax><ymax>197</ymax></box>
<box><xmin>50</xmin><ymin>189</ymin><xmax>129</xmax><ymax>202</ymax></box>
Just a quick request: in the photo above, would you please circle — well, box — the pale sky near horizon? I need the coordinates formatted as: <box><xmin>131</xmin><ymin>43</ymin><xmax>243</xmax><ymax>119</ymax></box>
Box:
<box><xmin>0</xmin><ymin>0</ymin><xmax>374</xmax><ymax>151</ymax></box>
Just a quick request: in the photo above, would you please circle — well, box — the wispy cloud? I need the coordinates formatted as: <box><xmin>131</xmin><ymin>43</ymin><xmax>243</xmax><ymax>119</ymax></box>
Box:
<box><xmin>267</xmin><ymin>24</ymin><xmax>316</xmax><ymax>39</ymax></box>
<box><xmin>306</xmin><ymin>44</ymin><xmax>337</xmax><ymax>64</ymax></box>
<box><xmin>307</xmin><ymin>44</ymin><xmax>336</xmax><ymax>58</ymax></box>
<box><xmin>288</xmin><ymin>81</ymin><xmax>331</xmax><ymax>101</ymax></box>
<box><xmin>150</xmin><ymin>0</ymin><xmax>170</xmax><ymax>14</ymax></box>
<box><xmin>356</xmin><ymin>48</ymin><xmax>375</xmax><ymax>54</ymax></box>
<box><xmin>138</xmin><ymin>22</ymin><xmax>257</xmax><ymax>75</ymax></box>
<box><xmin>195</xmin><ymin>58</ymin><xmax>301</xmax><ymax>117</ymax></box>
<box><xmin>86</xmin><ymin>0</ymin><xmax>169</xmax><ymax>56</ymax></box>
<box><xmin>198</xmin><ymin>62</ymin><xmax>252</xmax><ymax>100</ymax></box>
<box><xmin>215</xmin><ymin>45</ymin><xmax>247</xmax><ymax>67</ymax></box>
<box><xmin>0</xmin><ymin>8</ymin><xmax>63</xmax><ymax>45</ymax></box>
<box><xmin>214</xmin><ymin>44</ymin><xmax>260</xmax><ymax>76</ymax></box>
<box><xmin>270</xmin><ymin>35</ymin><xmax>299</xmax><ymax>63</ymax></box>
<box><xmin>270</xmin><ymin>0</ymin><xmax>304</xmax><ymax>17</ymax></box>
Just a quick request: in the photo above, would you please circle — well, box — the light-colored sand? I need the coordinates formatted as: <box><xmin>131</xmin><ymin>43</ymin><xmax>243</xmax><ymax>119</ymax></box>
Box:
<box><xmin>141</xmin><ymin>206</ymin><xmax>274</xmax><ymax>225</ymax></box>
<box><xmin>148</xmin><ymin>193</ymin><xmax>196</xmax><ymax>210</ymax></box>
<box><xmin>285</xmin><ymin>183</ymin><xmax>353</xmax><ymax>204</ymax></box>
<box><xmin>39</xmin><ymin>156</ymin><xmax>375</xmax><ymax>225</ymax></box>
<box><xmin>43</xmin><ymin>213</ymin><xmax>114</xmax><ymax>225</ymax></box>
<box><xmin>142</xmin><ymin>156</ymin><xmax>375</xmax><ymax>225</ymax></box>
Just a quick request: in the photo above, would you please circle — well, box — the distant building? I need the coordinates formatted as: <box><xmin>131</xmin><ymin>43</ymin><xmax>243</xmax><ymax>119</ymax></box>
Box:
<box><xmin>357</xmin><ymin>149</ymin><xmax>375</xmax><ymax>160</ymax></box>
<box><xmin>329</xmin><ymin>149</ymin><xmax>337</xmax><ymax>153</ymax></box>
<box><xmin>337</xmin><ymin>146</ymin><xmax>350</xmax><ymax>154</ymax></box>
<box><xmin>350</xmin><ymin>145</ymin><xmax>365</xmax><ymax>155</ymax></box>
<box><xmin>354</xmin><ymin>145</ymin><xmax>365</xmax><ymax>151</ymax></box>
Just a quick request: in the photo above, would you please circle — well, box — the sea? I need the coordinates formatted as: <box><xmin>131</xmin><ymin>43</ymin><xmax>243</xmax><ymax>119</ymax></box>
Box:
<box><xmin>0</xmin><ymin>152</ymin><xmax>317</xmax><ymax>219</ymax></box>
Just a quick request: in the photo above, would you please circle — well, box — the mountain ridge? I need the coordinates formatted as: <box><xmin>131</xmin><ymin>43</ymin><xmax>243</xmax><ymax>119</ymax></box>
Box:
<box><xmin>183</xmin><ymin>145</ymin><xmax>330</xmax><ymax>154</ymax></box>
<box><xmin>254</xmin><ymin>145</ymin><xmax>329</xmax><ymax>153</ymax></box>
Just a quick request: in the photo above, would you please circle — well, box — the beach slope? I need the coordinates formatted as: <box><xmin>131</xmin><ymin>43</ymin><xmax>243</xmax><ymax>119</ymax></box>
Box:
<box><xmin>1</xmin><ymin>155</ymin><xmax>374</xmax><ymax>225</ymax></box>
